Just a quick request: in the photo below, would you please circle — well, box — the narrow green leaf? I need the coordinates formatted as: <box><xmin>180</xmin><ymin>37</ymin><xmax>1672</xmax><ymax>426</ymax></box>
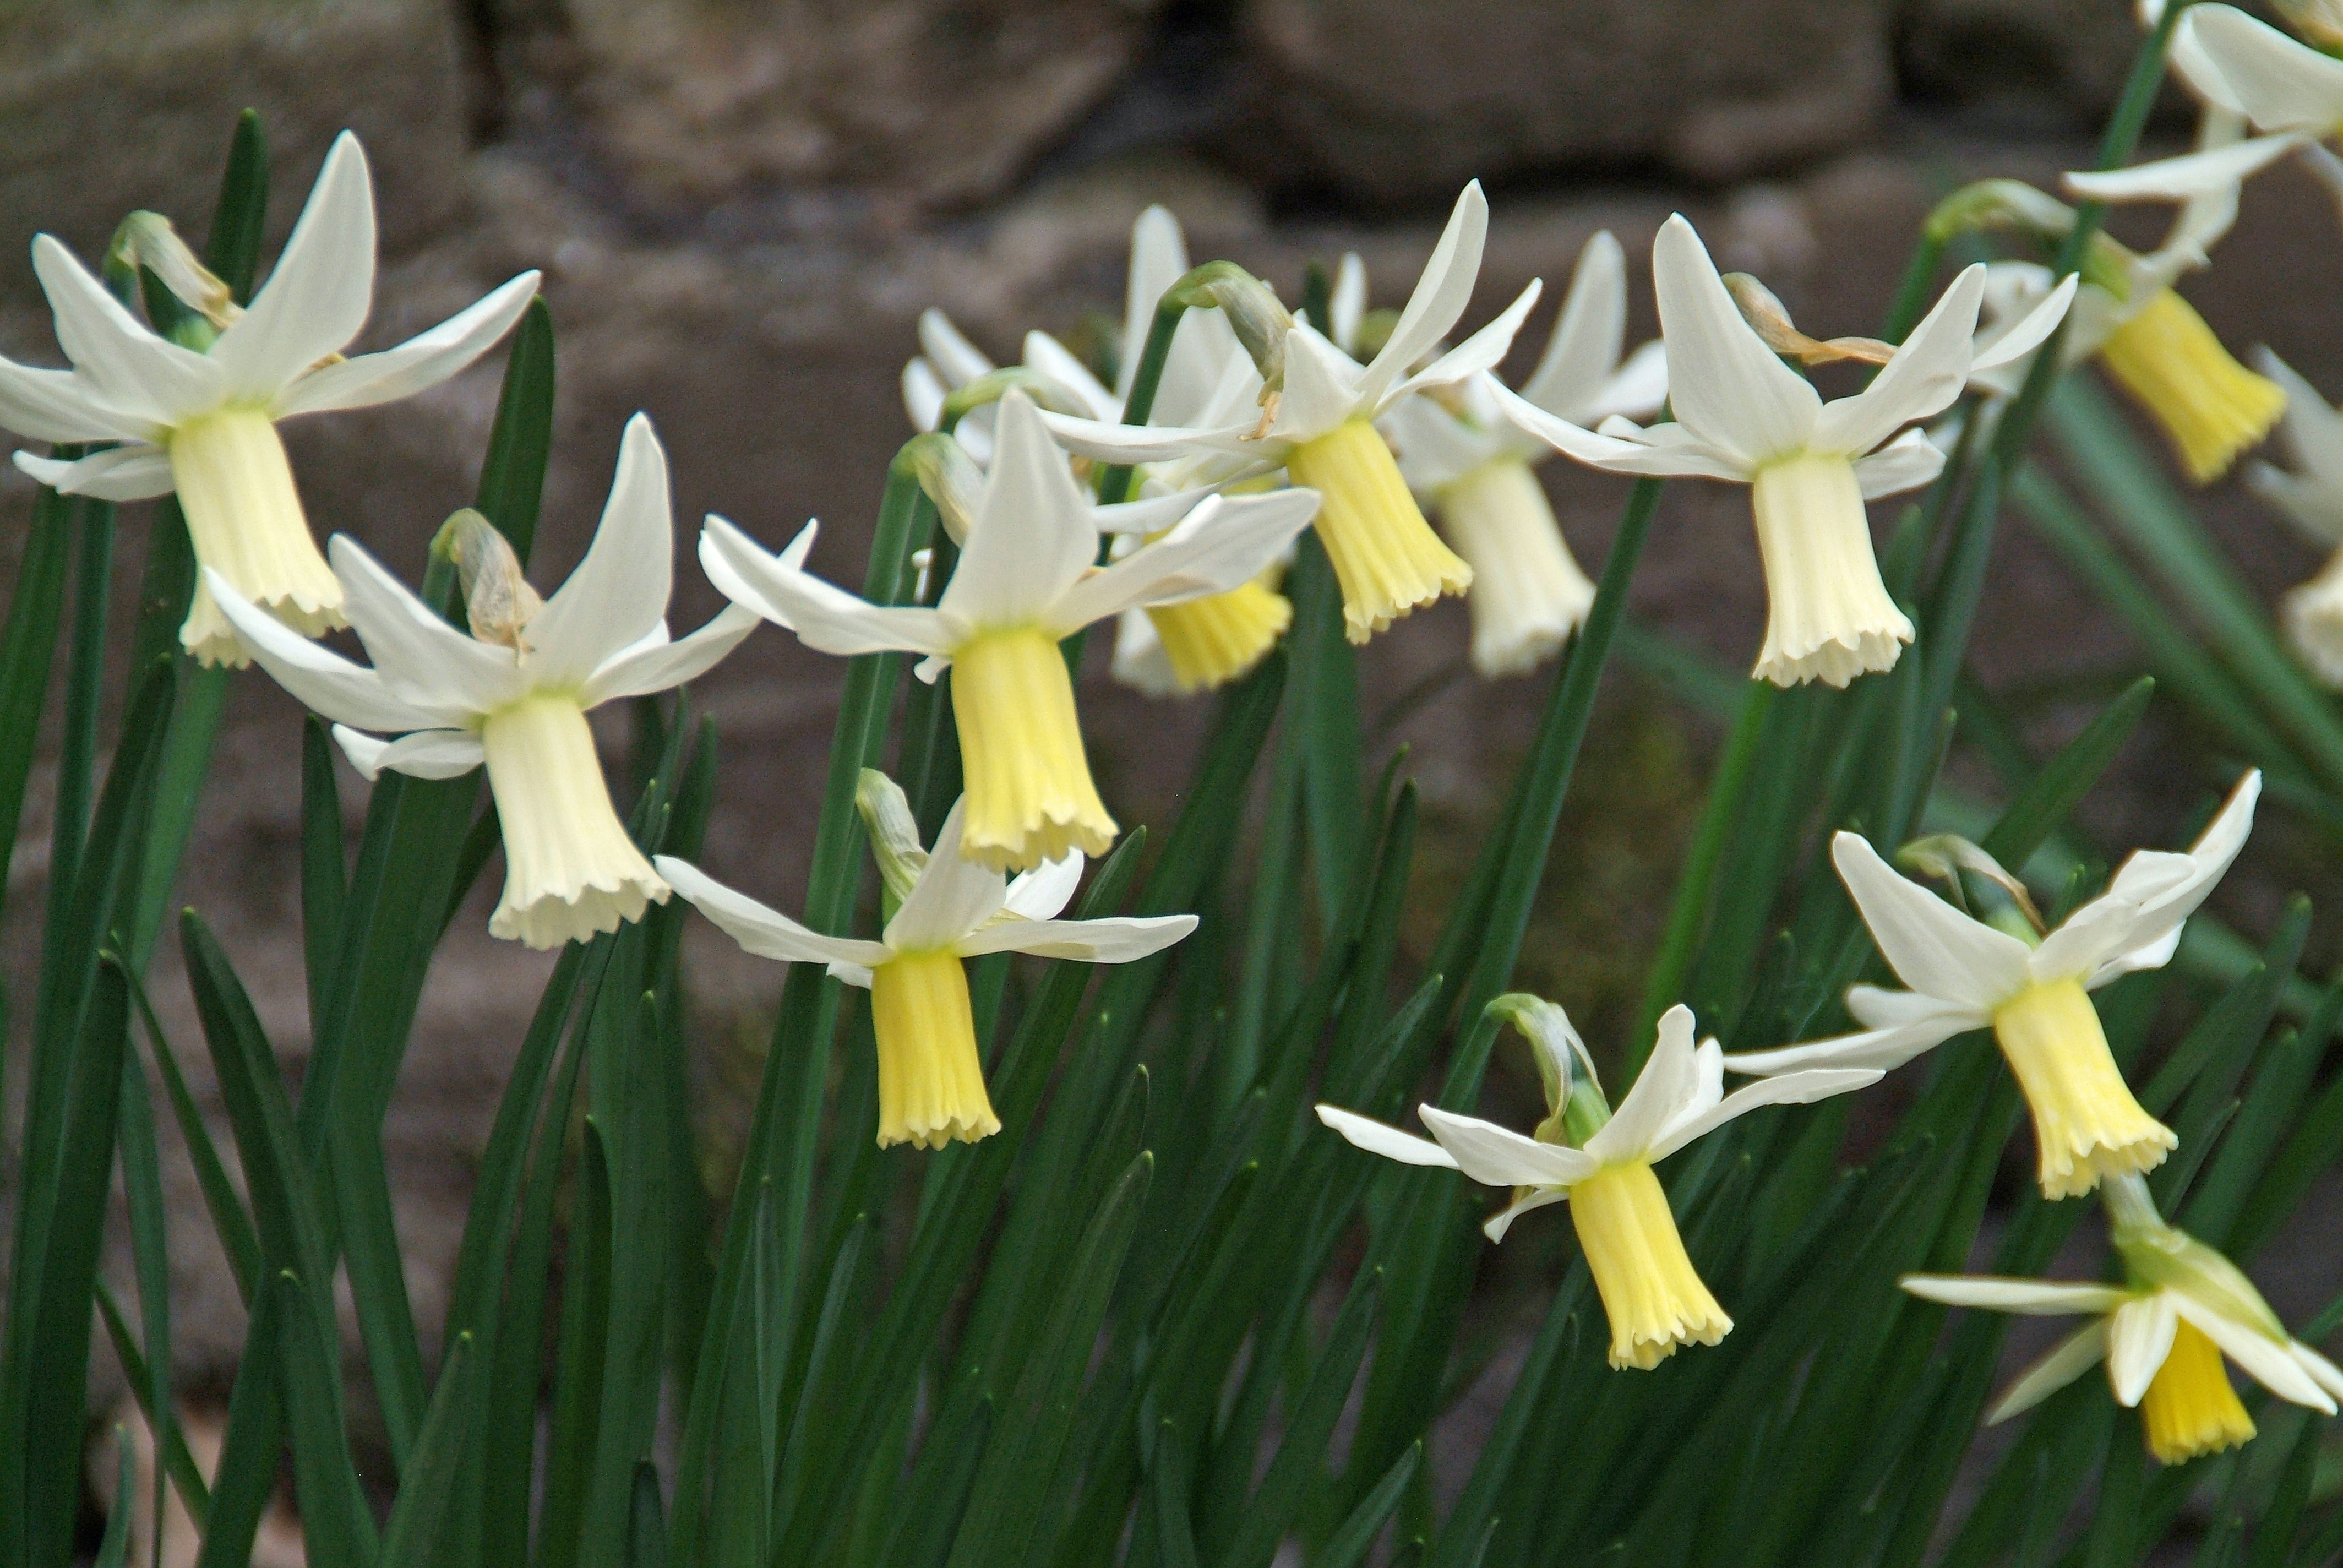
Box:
<box><xmin>94</xmin><ymin>1429</ymin><xmax>135</xmax><ymax>1568</ymax></box>
<box><xmin>124</xmin><ymin>963</ymin><xmax>260</xmax><ymax>1300</ymax></box>
<box><xmin>626</xmin><ymin>1461</ymin><xmax>669</xmax><ymax>1568</ymax></box>
<box><xmin>379</xmin><ymin>1335</ymin><xmax>473</xmax><ymax>1568</ymax></box>
<box><xmin>272</xmin><ymin>1269</ymin><xmax>379</xmax><ymax>1567</ymax></box>
<box><xmin>473</xmin><ymin>298</ymin><xmax>556</xmax><ymax>563</ymax></box>
<box><xmin>203</xmin><ymin>111</ymin><xmax>269</xmax><ymax>302</ymax></box>
<box><xmin>115</xmin><ymin>1022</ymin><xmax>177</xmax><ymax>1568</ymax></box>
<box><xmin>92</xmin><ymin>1283</ymin><xmax>210</xmax><ymax>1530</ymax></box>
<box><xmin>1216</xmin><ymin>1270</ymin><xmax>1380</xmax><ymax>1568</ymax></box>
<box><xmin>300</xmin><ymin>718</ymin><xmax>347</xmax><ymax>1035</ymax></box>
<box><xmin>1978</xmin><ymin>676</ymin><xmax>2154</xmax><ymax>868</ymax></box>
<box><xmin>540</xmin><ymin>1119</ymin><xmax>614</xmax><ymax>1568</ymax></box>
<box><xmin>1152</xmin><ymin>1423</ymin><xmax>1201</xmax><ymax>1568</ymax></box>
<box><xmin>0</xmin><ymin>478</ymin><xmax>75</xmax><ymax>926</ymax></box>
<box><xmin>1319</xmin><ymin>1444</ymin><xmax>1421</xmax><ymax>1568</ymax></box>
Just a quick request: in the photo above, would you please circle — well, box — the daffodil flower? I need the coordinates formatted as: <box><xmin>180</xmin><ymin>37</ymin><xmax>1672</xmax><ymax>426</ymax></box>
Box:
<box><xmin>208</xmin><ymin>415</ymin><xmax>758</xmax><ymax>949</ymax></box>
<box><xmin>700</xmin><ymin>390</ymin><xmax>1319</xmax><ymax>872</ymax></box>
<box><xmin>1729</xmin><ymin>772</ymin><xmax>2261</xmax><ymax>1198</ymax></box>
<box><xmin>1</xmin><ymin>132</ymin><xmax>539</xmax><ymax>666</ymax></box>
<box><xmin>1043</xmin><ymin>183</ymin><xmax>1543</xmax><ymax>643</ymax></box>
<box><xmin>1317</xmin><ymin>999</ymin><xmax>1878</xmax><ymax>1369</ymax></box>
<box><xmin>657</xmin><ymin>774</ymin><xmax>1196</xmax><ymax>1148</ymax></box>
<box><xmin>1380</xmin><ymin>230</ymin><xmax>1668</xmax><ymax>676</ymax></box>
<box><xmin>1903</xmin><ymin>1175</ymin><xmax>2343</xmax><ymax>1464</ymax></box>
<box><xmin>2244</xmin><ymin>349</ymin><xmax>2343</xmax><ymax>683</ymax></box>
<box><xmin>1496</xmin><ymin>215</ymin><xmax>2066</xmax><ymax>688</ymax></box>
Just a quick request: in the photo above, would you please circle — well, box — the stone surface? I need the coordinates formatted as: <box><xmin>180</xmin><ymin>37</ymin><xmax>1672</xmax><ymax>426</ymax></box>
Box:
<box><xmin>1229</xmin><ymin>0</ymin><xmax>1897</xmax><ymax>199</ymax></box>
<box><xmin>1899</xmin><ymin>0</ymin><xmax>2164</xmax><ymax>128</ymax></box>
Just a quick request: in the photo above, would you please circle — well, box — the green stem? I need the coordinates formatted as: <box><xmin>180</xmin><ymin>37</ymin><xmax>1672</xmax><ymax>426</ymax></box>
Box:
<box><xmin>1097</xmin><ymin>294</ymin><xmax>1189</xmax><ymax>504</ymax></box>
<box><xmin>1878</xmin><ymin>231</ymin><xmax>1950</xmax><ymax>345</ymax></box>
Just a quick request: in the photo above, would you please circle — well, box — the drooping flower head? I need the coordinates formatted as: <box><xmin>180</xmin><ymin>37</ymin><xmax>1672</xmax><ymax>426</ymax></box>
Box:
<box><xmin>1499</xmin><ymin>214</ymin><xmax>2070</xmax><ymax>688</ymax></box>
<box><xmin>1043</xmin><ymin>184</ymin><xmax>1544</xmax><ymax>644</ymax></box>
<box><xmin>1380</xmin><ymin>230</ymin><xmax>1669</xmax><ymax>676</ymax></box>
<box><xmin>1318</xmin><ymin>998</ymin><xmax>1878</xmax><ymax>1369</ymax></box>
<box><xmin>2</xmin><ymin>132</ymin><xmax>539</xmax><ymax>665</ymax></box>
<box><xmin>2242</xmin><ymin>349</ymin><xmax>2343</xmax><ymax>685</ymax></box>
<box><xmin>1903</xmin><ymin>1176</ymin><xmax>2343</xmax><ymax>1464</ymax></box>
<box><xmin>209</xmin><ymin>414</ymin><xmax>758</xmax><ymax>949</ymax></box>
<box><xmin>1729</xmin><ymin>772</ymin><xmax>2261</xmax><ymax>1198</ymax></box>
<box><xmin>700</xmin><ymin>390</ymin><xmax>1319</xmax><ymax>872</ymax></box>
<box><xmin>658</xmin><ymin>772</ymin><xmax>1196</xmax><ymax>1148</ymax></box>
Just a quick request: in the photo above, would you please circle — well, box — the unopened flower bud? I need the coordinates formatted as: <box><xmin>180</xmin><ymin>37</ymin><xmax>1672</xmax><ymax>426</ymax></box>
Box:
<box><xmin>1165</xmin><ymin>261</ymin><xmax>1294</xmax><ymax>395</ymax></box>
<box><xmin>437</xmin><ymin>509</ymin><xmax>543</xmax><ymax>655</ymax></box>
<box><xmin>106</xmin><ymin>210</ymin><xmax>241</xmax><ymax>345</ymax></box>
<box><xmin>900</xmin><ymin>432</ymin><xmax>985</xmax><ymax>545</ymax></box>
<box><xmin>855</xmin><ymin>768</ymin><xmax>930</xmax><ymax>918</ymax></box>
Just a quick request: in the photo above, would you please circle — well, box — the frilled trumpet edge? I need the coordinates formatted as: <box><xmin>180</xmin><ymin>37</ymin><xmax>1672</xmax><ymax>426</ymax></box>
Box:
<box><xmin>2140</xmin><ymin>1320</ymin><xmax>2256</xmax><ymax>1464</ymax></box>
<box><xmin>168</xmin><ymin>406</ymin><xmax>346</xmax><ymax>668</ymax></box>
<box><xmin>2099</xmin><ymin>290</ymin><xmax>2287</xmax><ymax>486</ymax></box>
<box><xmin>1748</xmin><ymin>452</ymin><xmax>1914</xmax><ymax>689</ymax></box>
<box><xmin>1436</xmin><ymin>456</ymin><xmax>1594</xmax><ymax>678</ymax></box>
<box><xmin>2282</xmin><ymin>546</ymin><xmax>2343</xmax><ymax>688</ymax></box>
<box><xmin>1993</xmin><ymin>978</ymin><xmax>2177</xmax><ymax>1200</ymax></box>
<box><xmin>952</xmin><ymin>627</ymin><xmax>1118</xmax><ymax>873</ymax></box>
<box><xmin>1569</xmin><ymin>1161</ymin><xmax>1732</xmax><ymax>1370</ymax></box>
<box><xmin>1287</xmin><ymin>418</ymin><xmax>1472</xmax><ymax>645</ymax></box>
<box><xmin>870</xmin><ymin>951</ymin><xmax>1001</xmax><ymax>1150</ymax></box>
<box><xmin>1145</xmin><ymin>577</ymin><xmax>1293</xmax><ymax>694</ymax></box>
<box><xmin>480</xmin><ymin>695</ymin><xmax>668</xmax><ymax>950</ymax></box>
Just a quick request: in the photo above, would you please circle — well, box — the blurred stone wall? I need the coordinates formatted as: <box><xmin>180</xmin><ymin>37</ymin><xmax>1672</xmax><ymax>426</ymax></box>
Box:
<box><xmin>0</xmin><ymin>0</ymin><xmax>2333</xmax><ymax>1449</ymax></box>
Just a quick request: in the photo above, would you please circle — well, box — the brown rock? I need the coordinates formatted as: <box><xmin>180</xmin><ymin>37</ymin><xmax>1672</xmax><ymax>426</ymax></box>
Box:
<box><xmin>1897</xmin><ymin>0</ymin><xmax>2153</xmax><ymax>126</ymax></box>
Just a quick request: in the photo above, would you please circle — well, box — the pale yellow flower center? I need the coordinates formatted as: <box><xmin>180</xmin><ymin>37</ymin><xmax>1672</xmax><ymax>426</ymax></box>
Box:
<box><xmin>1991</xmin><ymin>978</ymin><xmax>2176</xmax><ymax>1200</ymax></box>
<box><xmin>1568</xmin><ymin>1160</ymin><xmax>1732</xmax><ymax>1370</ymax></box>
<box><xmin>1143</xmin><ymin>576</ymin><xmax>1293</xmax><ymax>694</ymax></box>
<box><xmin>2138</xmin><ymin>1318</ymin><xmax>2255</xmax><ymax>1465</ymax></box>
<box><xmin>2097</xmin><ymin>289</ymin><xmax>2286</xmax><ymax>485</ymax></box>
<box><xmin>167</xmin><ymin>406</ymin><xmax>345</xmax><ymax>667</ymax></box>
<box><xmin>1434</xmin><ymin>457</ymin><xmax>1594</xmax><ymax>678</ymax></box>
<box><xmin>1747</xmin><ymin>451</ymin><xmax>1913</xmax><ymax>689</ymax></box>
<box><xmin>1284</xmin><ymin>417</ymin><xmax>1471</xmax><ymax>644</ymax></box>
<box><xmin>951</xmin><ymin>627</ymin><xmax>1117</xmax><ymax>873</ymax></box>
<box><xmin>478</xmin><ymin>694</ymin><xmax>667</xmax><ymax>949</ymax></box>
<box><xmin>869</xmin><ymin>950</ymin><xmax>1000</xmax><ymax>1150</ymax></box>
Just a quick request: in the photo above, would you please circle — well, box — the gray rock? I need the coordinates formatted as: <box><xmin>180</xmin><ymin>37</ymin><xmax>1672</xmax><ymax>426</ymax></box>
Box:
<box><xmin>1898</xmin><ymin>0</ymin><xmax>2154</xmax><ymax>127</ymax></box>
<box><xmin>1230</xmin><ymin>0</ymin><xmax>1895</xmax><ymax>200</ymax></box>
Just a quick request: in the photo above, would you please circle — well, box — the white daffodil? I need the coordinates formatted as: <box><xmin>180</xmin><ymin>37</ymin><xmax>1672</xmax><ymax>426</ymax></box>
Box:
<box><xmin>1730</xmin><ymin>772</ymin><xmax>2261</xmax><ymax>1199</ymax></box>
<box><xmin>1</xmin><ymin>132</ymin><xmax>539</xmax><ymax>666</ymax></box>
<box><xmin>658</xmin><ymin>774</ymin><xmax>1195</xmax><ymax>1148</ymax></box>
<box><xmin>209</xmin><ymin>415</ymin><xmax>758</xmax><ymax>949</ymax></box>
<box><xmin>700</xmin><ymin>390</ymin><xmax>1318</xmax><ymax>872</ymax></box>
<box><xmin>1044</xmin><ymin>183</ymin><xmax>1543</xmax><ymax>644</ymax></box>
<box><xmin>1903</xmin><ymin>1175</ymin><xmax>2343</xmax><ymax>1464</ymax></box>
<box><xmin>1496</xmin><ymin>215</ymin><xmax>2063</xmax><ymax>688</ymax></box>
<box><xmin>1318</xmin><ymin>998</ymin><xmax>1878</xmax><ymax>1369</ymax></box>
<box><xmin>2245</xmin><ymin>349</ymin><xmax>2343</xmax><ymax>684</ymax></box>
<box><xmin>1379</xmin><ymin>231</ymin><xmax>1668</xmax><ymax>676</ymax></box>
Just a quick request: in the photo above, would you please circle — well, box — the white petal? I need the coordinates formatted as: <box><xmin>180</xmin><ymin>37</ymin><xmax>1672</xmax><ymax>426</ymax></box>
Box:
<box><xmin>1989</xmin><ymin>1321</ymin><xmax>2112</xmax><ymax>1424</ymax></box>
<box><xmin>2052</xmin><ymin>771</ymin><xmax>2262</xmax><ymax>982</ymax></box>
<box><xmin>1385</xmin><ymin>390</ymin><xmax>1502</xmax><ymax>494</ymax></box>
<box><xmin>2290</xmin><ymin>1341</ymin><xmax>2343</xmax><ymax>1405</ymax></box>
<box><xmin>33</xmin><ymin>236</ymin><xmax>224</xmax><ymax>424</ymax></box>
<box><xmin>1585</xmin><ymin>1005</ymin><xmax>1700</xmax><ymax>1164</ymax></box>
<box><xmin>656</xmin><ymin>855</ymin><xmax>896</xmax><ymax>971</ymax></box>
<box><xmin>210</xmin><ymin>133</ymin><xmax>375</xmax><ymax>400</ymax></box>
<box><xmin>1045</xmin><ymin>488</ymin><xmax>1318</xmax><ymax>633</ymax></box>
<box><xmin>1328</xmin><ymin>252</ymin><xmax>1367</xmax><ymax>355</ymax></box>
<box><xmin>1517</xmin><ymin>231</ymin><xmax>1629</xmax><ymax>422</ymax></box>
<box><xmin>329</xmin><ymin>535</ymin><xmax>526</xmax><ymax>715</ymax></box>
<box><xmin>1486</xmin><ymin>383</ymin><xmax>1752</xmax><ymax>482</ymax></box>
<box><xmin>1121</xmin><ymin>206</ymin><xmax>1191</xmax><ymax>399</ymax></box>
<box><xmin>1811</xmin><ymin>265</ymin><xmax>1985</xmax><ymax>458</ymax></box>
<box><xmin>581</xmin><ymin>603</ymin><xmax>759</xmax><ymax>708</ymax></box>
<box><xmin>351</xmin><ymin>726</ymin><xmax>486</xmax><ymax>782</ymax></box>
<box><xmin>0</xmin><ymin>356</ymin><xmax>141</xmax><ymax>443</ymax></box>
<box><xmin>1418</xmin><ymin>1106</ymin><xmax>1601</xmax><ymax>1188</ymax></box>
<box><xmin>700</xmin><ymin>516</ymin><xmax>958</xmax><ymax>657</ymax></box>
<box><xmin>885</xmin><ymin>799</ymin><xmax>1007</xmax><ymax>951</ymax></box>
<box><xmin>2255</xmin><ymin>348</ymin><xmax>2343</xmax><ymax>521</ymax></box>
<box><xmin>1831</xmin><ymin>831</ymin><xmax>2032</xmax><ymax>1010</ymax></box>
<box><xmin>942</xmin><ymin>391</ymin><xmax>1101</xmax><ymax>630</ymax></box>
<box><xmin>273</xmin><ymin>272</ymin><xmax>540</xmax><ymax>418</ymax></box>
<box><xmin>1266</xmin><ymin>326</ymin><xmax>1369</xmax><ymax>444</ymax></box>
<box><xmin>2062</xmin><ymin>133</ymin><xmax>2309</xmax><ymax>204</ymax></box>
<box><xmin>1091</xmin><ymin>484</ymin><xmax>1225</xmax><ymax>537</ymax></box>
<box><xmin>1109</xmin><ymin>605</ymin><xmax>1179</xmax><ymax>696</ymax></box>
<box><xmin>2176</xmin><ymin>4</ymin><xmax>2343</xmax><ymax>132</ymax></box>
<box><xmin>1852</xmin><ymin>428</ymin><xmax>1949</xmax><ymax>500</ymax></box>
<box><xmin>1649</xmin><ymin>214</ymin><xmax>1819</xmax><ymax>466</ymax></box>
<box><xmin>15</xmin><ymin>444</ymin><xmax>173</xmax><ymax>501</ymax></box>
<box><xmin>1316</xmin><ymin>1104</ymin><xmax>1460</xmax><ymax>1169</ymax></box>
<box><xmin>1722</xmin><ymin>1000</ymin><xmax>1982</xmax><ymax>1076</ymax></box>
<box><xmin>2173</xmin><ymin>1294</ymin><xmax>2337</xmax><ymax>1412</ymax></box>
<box><xmin>2026</xmin><ymin>853</ymin><xmax>2196</xmax><ymax>983</ymax></box>
<box><xmin>955</xmin><ymin>912</ymin><xmax>1197</xmax><ymax>962</ymax></box>
<box><xmin>331</xmin><ymin>726</ymin><xmax>394</xmax><ymax>780</ymax></box>
<box><xmin>1584</xmin><ymin>339</ymin><xmax>1670</xmax><ymax>425</ymax></box>
<box><xmin>1384</xmin><ymin>280</ymin><xmax>1545</xmax><ymax>407</ymax></box>
<box><xmin>1484</xmin><ymin>1186</ymin><xmax>1569</xmax><ymax>1244</ymax></box>
<box><xmin>1898</xmin><ymin>1276</ymin><xmax>2132</xmax><ymax>1315</ymax></box>
<box><xmin>918</xmin><ymin>308</ymin><xmax>994</xmax><ymax>388</ymax></box>
<box><xmin>1642</xmin><ymin>1067</ymin><xmax>1884</xmax><ymax>1163</ymax></box>
<box><xmin>1038</xmin><ymin>409</ymin><xmax>1262</xmax><ymax>467</ymax></box>
<box><xmin>2089</xmin><ymin>924</ymin><xmax>2186</xmax><ymax>989</ymax></box>
<box><xmin>1358</xmin><ymin>182</ymin><xmax>1488</xmax><ymax>408</ymax></box>
<box><xmin>1003</xmin><ymin>853</ymin><xmax>1083</xmax><ymax>921</ymax></box>
<box><xmin>903</xmin><ymin>357</ymin><xmax>946</xmax><ymax>434</ymax></box>
<box><xmin>1022</xmin><ymin>330</ymin><xmax>1119</xmax><ymax>422</ymax></box>
<box><xmin>527</xmin><ymin>413</ymin><xmax>676</xmax><ymax>684</ymax></box>
<box><xmin>2107</xmin><ymin>1295</ymin><xmax>2181</xmax><ymax>1407</ymax></box>
<box><xmin>1968</xmin><ymin>274</ymin><xmax>2080</xmax><ymax>378</ymax></box>
<box><xmin>202</xmin><ymin>566</ymin><xmax>456</xmax><ymax>733</ymax></box>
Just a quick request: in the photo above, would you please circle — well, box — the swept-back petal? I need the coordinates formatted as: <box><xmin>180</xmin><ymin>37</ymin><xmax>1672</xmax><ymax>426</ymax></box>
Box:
<box><xmin>1488</xmin><ymin>384</ymin><xmax>1751</xmax><ymax>481</ymax></box>
<box><xmin>34</xmin><ymin>236</ymin><xmax>223</xmax><ymax>424</ymax></box>
<box><xmin>0</xmin><ymin>356</ymin><xmax>143</xmax><ymax>443</ymax></box>
<box><xmin>1989</xmin><ymin>1322</ymin><xmax>2112</xmax><ymax>1423</ymax></box>
<box><xmin>1723</xmin><ymin>990</ymin><xmax>1985</xmax><ymax>1075</ymax></box>
<box><xmin>1585</xmin><ymin>339</ymin><xmax>1670</xmax><ymax>425</ymax></box>
<box><xmin>339</xmin><ymin>725</ymin><xmax>486</xmax><ymax>782</ymax></box>
<box><xmin>329</xmin><ymin>535</ymin><xmax>526</xmax><ymax>715</ymax></box>
<box><xmin>210</xmin><ymin>132</ymin><xmax>375</xmax><ymax>399</ymax></box>
<box><xmin>1359</xmin><ymin>182</ymin><xmax>1489</xmax><ymax>408</ymax></box>
<box><xmin>1484</xmin><ymin>1187</ymin><xmax>1569</xmax><ymax>1243</ymax></box>
<box><xmin>1419</xmin><ymin>1106</ymin><xmax>1601</xmax><ymax>1188</ymax></box>
<box><xmin>528</xmin><ymin>413</ymin><xmax>675</xmax><ymax>684</ymax></box>
<box><xmin>944</xmin><ymin>391</ymin><xmax>1102</xmax><ymax>630</ymax></box>
<box><xmin>701</xmin><ymin>516</ymin><xmax>959</xmax><ymax>657</ymax></box>
<box><xmin>1899</xmin><ymin>1275</ymin><xmax>2131</xmax><ymax>1315</ymax></box>
<box><xmin>581</xmin><ymin>603</ymin><xmax>760</xmax><ymax>708</ymax></box>
<box><xmin>2063</xmin><ymin>133</ymin><xmax>2309</xmax><ymax>203</ymax></box>
<box><xmin>1518</xmin><ymin>231</ymin><xmax>1629</xmax><ymax>421</ymax></box>
<box><xmin>2107</xmin><ymin>1294</ymin><xmax>2181</xmax><ymax>1407</ymax></box>
<box><xmin>1045</xmin><ymin>488</ymin><xmax>1319</xmax><ymax>633</ymax></box>
<box><xmin>1585</xmin><ymin>1005</ymin><xmax>1701</xmax><ymax>1164</ymax></box>
<box><xmin>1038</xmin><ymin>409</ymin><xmax>1261</xmax><ymax>466</ymax></box>
<box><xmin>1122</xmin><ymin>205</ymin><xmax>1191</xmax><ymax>397</ymax></box>
<box><xmin>886</xmin><ymin>801</ymin><xmax>1007</xmax><ymax>951</ymax></box>
<box><xmin>1317</xmin><ymin>1104</ymin><xmax>1461</xmax><ymax>1169</ymax></box>
<box><xmin>1852</xmin><ymin>428</ymin><xmax>1948</xmax><ymax>501</ymax></box>
<box><xmin>1267</xmin><ymin>326</ymin><xmax>1368</xmax><ymax>444</ymax></box>
<box><xmin>1386</xmin><ymin>390</ymin><xmax>1502</xmax><ymax>493</ymax></box>
<box><xmin>15</xmin><ymin>444</ymin><xmax>174</xmax><ymax>501</ymax></box>
<box><xmin>656</xmin><ymin>855</ymin><xmax>895</xmax><ymax>971</ymax></box>
<box><xmin>1385</xmin><ymin>279</ymin><xmax>1545</xmax><ymax>408</ymax></box>
<box><xmin>1811</xmin><ymin>266</ymin><xmax>1985</xmax><ymax>458</ymax></box>
<box><xmin>1832</xmin><ymin>831</ymin><xmax>2033</xmax><ymax>1009</ymax></box>
<box><xmin>955</xmin><ymin>912</ymin><xmax>1197</xmax><ymax>962</ymax></box>
<box><xmin>1022</xmin><ymin>330</ymin><xmax>1120</xmax><ymax>421</ymax></box>
<box><xmin>204</xmin><ymin>565</ymin><xmax>456</xmax><ymax>732</ymax></box>
<box><xmin>2172</xmin><ymin>1295</ymin><xmax>2337</xmax><ymax>1412</ymax></box>
<box><xmin>273</xmin><ymin>272</ymin><xmax>540</xmax><ymax>418</ymax></box>
<box><xmin>1092</xmin><ymin>484</ymin><xmax>1226</xmax><ymax>536</ymax></box>
<box><xmin>919</xmin><ymin>308</ymin><xmax>995</xmax><ymax>388</ymax></box>
<box><xmin>2177</xmin><ymin>4</ymin><xmax>2343</xmax><ymax>131</ymax></box>
<box><xmin>2053</xmin><ymin>772</ymin><xmax>2262</xmax><ymax>982</ymax></box>
<box><xmin>1650</xmin><ymin>215</ymin><xmax>1819</xmax><ymax>465</ymax></box>
<box><xmin>1328</xmin><ymin>252</ymin><xmax>1366</xmax><ymax>354</ymax></box>
<box><xmin>1643</xmin><ymin>1066</ymin><xmax>1884</xmax><ymax>1163</ymax></box>
<box><xmin>1968</xmin><ymin>274</ymin><xmax>2080</xmax><ymax>378</ymax></box>
<box><xmin>1003</xmin><ymin>853</ymin><xmax>1083</xmax><ymax>921</ymax></box>
<box><xmin>903</xmin><ymin>357</ymin><xmax>947</xmax><ymax>434</ymax></box>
